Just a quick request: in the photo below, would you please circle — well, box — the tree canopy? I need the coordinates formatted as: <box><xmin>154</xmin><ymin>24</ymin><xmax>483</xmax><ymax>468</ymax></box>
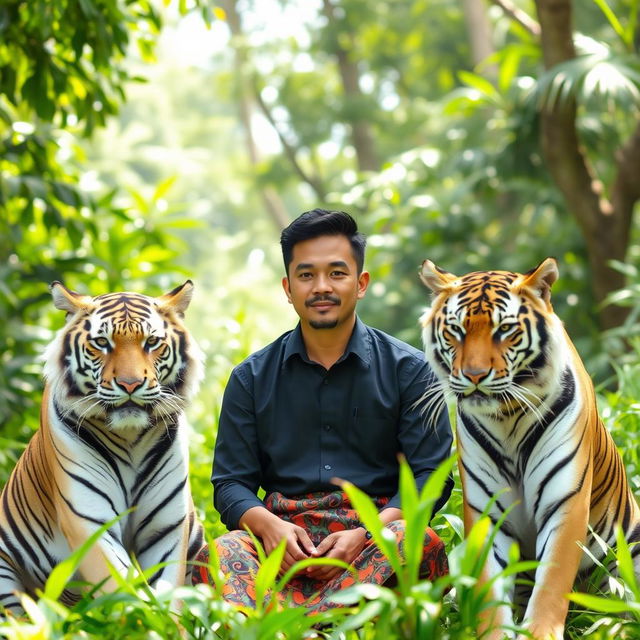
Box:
<box><xmin>5</xmin><ymin>0</ymin><xmax>640</xmax><ymax>442</ymax></box>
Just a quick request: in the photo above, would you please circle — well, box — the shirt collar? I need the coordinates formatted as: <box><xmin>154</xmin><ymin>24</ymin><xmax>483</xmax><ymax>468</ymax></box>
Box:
<box><xmin>282</xmin><ymin>317</ymin><xmax>371</xmax><ymax>368</ymax></box>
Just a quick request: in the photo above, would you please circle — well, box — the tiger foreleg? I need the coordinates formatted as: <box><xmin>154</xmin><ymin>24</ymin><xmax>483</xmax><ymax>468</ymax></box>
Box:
<box><xmin>518</xmin><ymin>502</ymin><xmax>588</xmax><ymax>640</ymax></box>
<box><xmin>132</xmin><ymin>475</ymin><xmax>197</xmax><ymax>600</ymax></box>
<box><xmin>135</xmin><ymin>520</ymin><xmax>190</xmax><ymax>594</ymax></box>
<box><xmin>59</xmin><ymin>514</ymin><xmax>135</xmax><ymax>595</ymax></box>
<box><xmin>0</xmin><ymin>556</ymin><xmax>26</xmax><ymax>616</ymax></box>
<box><xmin>477</xmin><ymin>527</ymin><xmax>518</xmax><ymax>640</ymax></box>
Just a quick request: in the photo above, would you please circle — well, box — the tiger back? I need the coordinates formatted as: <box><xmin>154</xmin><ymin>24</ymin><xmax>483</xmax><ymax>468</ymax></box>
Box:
<box><xmin>419</xmin><ymin>257</ymin><xmax>640</xmax><ymax>640</ymax></box>
<box><xmin>0</xmin><ymin>281</ymin><xmax>204</xmax><ymax>614</ymax></box>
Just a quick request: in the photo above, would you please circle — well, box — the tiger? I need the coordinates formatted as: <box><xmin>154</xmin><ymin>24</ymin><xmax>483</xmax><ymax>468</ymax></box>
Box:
<box><xmin>419</xmin><ymin>257</ymin><xmax>640</xmax><ymax>640</ymax></box>
<box><xmin>0</xmin><ymin>280</ymin><xmax>204</xmax><ymax>614</ymax></box>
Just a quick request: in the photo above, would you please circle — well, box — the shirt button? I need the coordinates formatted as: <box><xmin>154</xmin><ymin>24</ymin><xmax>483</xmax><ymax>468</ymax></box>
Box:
<box><xmin>323</xmin><ymin>378</ymin><xmax>329</xmax><ymax>385</ymax></box>
<box><xmin>324</xmin><ymin>464</ymin><xmax>332</xmax><ymax>470</ymax></box>
<box><xmin>324</xmin><ymin>424</ymin><xmax>332</xmax><ymax>431</ymax></box>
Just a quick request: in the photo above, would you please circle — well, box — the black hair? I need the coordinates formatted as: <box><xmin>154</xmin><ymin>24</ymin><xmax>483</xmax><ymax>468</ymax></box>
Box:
<box><xmin>280</xmin><ymin>208</ymin><xmax>367</xmax><ymax>275</ymax></box>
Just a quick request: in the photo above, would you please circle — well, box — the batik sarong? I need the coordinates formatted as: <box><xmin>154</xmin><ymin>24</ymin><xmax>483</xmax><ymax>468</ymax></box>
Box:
<box><xmin>192</xmin><ymin>491</ymin><xmax>449</xmax><ymax>613</ymax></box>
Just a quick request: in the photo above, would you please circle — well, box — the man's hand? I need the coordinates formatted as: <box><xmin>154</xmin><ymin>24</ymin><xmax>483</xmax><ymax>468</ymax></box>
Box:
<box><xmin>305</xmin><ymin>528</ymin><xmax>368</xmax><ymax>581</ymax></box>
<box><xmin>239</xmin><ymin>507</ymin><xmax>318</xmax><ymax>576</ymax></box>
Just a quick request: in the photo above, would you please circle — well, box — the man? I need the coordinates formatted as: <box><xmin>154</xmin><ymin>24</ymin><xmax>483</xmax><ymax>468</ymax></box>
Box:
<box><xmin>193</xmin><ymin>209</ymin><xmax>453</xmax><ymax>611</ymax></box>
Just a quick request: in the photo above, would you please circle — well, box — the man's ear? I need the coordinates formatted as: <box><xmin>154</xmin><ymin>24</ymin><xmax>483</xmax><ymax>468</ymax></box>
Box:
<box><xmin>357</xmin><ymin>270</ymin><xmax>370</xmax><ymax>299</ymax></box>
<box><xmin>282</xmin><ymin>276</ymin><xmax>292</xmax><ymax>303</ymax></box>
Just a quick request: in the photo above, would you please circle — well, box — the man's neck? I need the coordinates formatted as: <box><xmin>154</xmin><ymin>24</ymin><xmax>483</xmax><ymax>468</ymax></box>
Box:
<box><xmin>301</xmin><ymin>316</ymin><xmax>356</xmax><ymax>370</ymax></box>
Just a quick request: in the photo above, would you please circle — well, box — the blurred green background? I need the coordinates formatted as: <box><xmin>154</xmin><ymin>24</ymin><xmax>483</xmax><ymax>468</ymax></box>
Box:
<box><xmin>3</xmin><ymin>0</ymin><xmax>640</xmax><ymax>543</ymax></box>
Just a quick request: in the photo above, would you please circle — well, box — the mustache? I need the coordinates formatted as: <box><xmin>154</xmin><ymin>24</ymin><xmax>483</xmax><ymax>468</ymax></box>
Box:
<box><xmin>306</xmin><ymin>295</ymin><xmax>341</xmax><ymax>307</ymax></box>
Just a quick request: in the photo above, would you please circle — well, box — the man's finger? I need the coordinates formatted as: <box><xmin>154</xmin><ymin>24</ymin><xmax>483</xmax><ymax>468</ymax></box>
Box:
<box><xmin>286</xmin><ymin>536</ymin><xmax>309</xmax><ymax>562</ymax></box>
<box><xmin>295</xmin><ymin>527</ymin><xmax>318</xmax><ymax>556</ymax></box>
<box><xmin>314</xmin><ymin>535</ymin><xmax>336</xmax><ymax>556</ymax></box>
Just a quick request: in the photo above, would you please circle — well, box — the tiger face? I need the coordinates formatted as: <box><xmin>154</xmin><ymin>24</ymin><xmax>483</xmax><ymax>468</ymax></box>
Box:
<box><xmin>420</xmin><ymin>258</ymin><xmax>561</xmax><ymax>415</ymax></box>
<box><xmin>43</xmin><ymin>281</ymin><xmax>204</xmax><ymax>430</ymax></box>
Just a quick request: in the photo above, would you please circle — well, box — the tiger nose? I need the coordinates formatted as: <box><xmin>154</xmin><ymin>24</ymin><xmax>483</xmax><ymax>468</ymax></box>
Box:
<box><xmin>115</xmin><ymin>377</ymin><xmax>144</xmax><ymax>394</ymax></box>
<box><xmin>462</xmin><ymin>368</ymin><xmax>490</xmax><ymax>384</ymax></box>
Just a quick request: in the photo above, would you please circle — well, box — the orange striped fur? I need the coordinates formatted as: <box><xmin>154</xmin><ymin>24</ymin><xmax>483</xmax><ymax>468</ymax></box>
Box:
<box><xmin>420</xmin><ymin>258</ymin><xmax>640</xmax><ymax>640</ymax></box>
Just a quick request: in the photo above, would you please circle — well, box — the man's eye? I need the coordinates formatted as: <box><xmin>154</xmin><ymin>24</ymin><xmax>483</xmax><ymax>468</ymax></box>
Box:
<box><xmin>92</xmin><ymin>337</ymin><xmax>110</xmax><ymax>349</ymax></box>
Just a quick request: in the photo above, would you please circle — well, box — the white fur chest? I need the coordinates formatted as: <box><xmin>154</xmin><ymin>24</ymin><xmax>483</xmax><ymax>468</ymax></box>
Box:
<box><xmin>456</xmin><ymin>368</ymin><xmax>585</xmax><ymax>559</ymax></box>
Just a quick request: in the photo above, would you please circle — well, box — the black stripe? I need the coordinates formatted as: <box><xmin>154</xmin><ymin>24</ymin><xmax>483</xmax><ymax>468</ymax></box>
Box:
<box><xmin>518</xmin><ymin>368</ymin><xmax>575</xmax><ymax>476</ymax></box>
<box><xmin>459</xmin><ymin>413</ymin><xmax>512</xmax><ymax>483</ymax></box>
<box><xmin>532</xmin><ymin>425</ymin><xmax>587</xmax><ymax>518</ymax></box>
<box><xmin>459</xmin><ymin>459</ymin><xmax>511</xmax><ymax>516</ymax></box>
<box><xmin>141</xmin><ymin>518</ymin><xmax>184</xmax><ymax>554</ymax></box>
<box><xmin>538</xmin><ymin>464</ymin><xmax>589</xmax><ymax>535</ymax></box>
<box><xmin>136</xmin><ymin>478</ymin><xmax>186</xmax><ymax>538</ymax></box>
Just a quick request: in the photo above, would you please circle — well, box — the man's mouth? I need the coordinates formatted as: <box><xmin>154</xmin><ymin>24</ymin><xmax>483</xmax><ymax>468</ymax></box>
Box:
<box><xmin>307</xmin><ymin>296</ymin><xmax>340</xmax><ymax>310</ymax></box>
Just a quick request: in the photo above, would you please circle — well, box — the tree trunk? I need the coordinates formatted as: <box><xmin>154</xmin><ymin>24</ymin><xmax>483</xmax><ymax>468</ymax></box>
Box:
<box><xmin>534</xmin><ymin>0</ymin><xmax>638</xmax><ymax>331</ymax></box>
<box><xmin>221</xmin><ymin>0</ymin><xmax>290</xmax><ymax>230</ymax></box>
<box><xmin>322</xmin><ymin>0</ymin><xmax>379</xmax><ymax>172</ymax></box>
<box><xmin>462</xmin><ymin>0</ymin><xmax>496</xmax><ymax>74</ymax></box>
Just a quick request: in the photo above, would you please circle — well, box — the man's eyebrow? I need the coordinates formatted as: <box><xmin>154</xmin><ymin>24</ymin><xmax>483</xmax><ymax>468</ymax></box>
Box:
<box><xmin>293</xmin><ymin>260</ymin><xmax>350</xmax><ymax>272</ymax></box>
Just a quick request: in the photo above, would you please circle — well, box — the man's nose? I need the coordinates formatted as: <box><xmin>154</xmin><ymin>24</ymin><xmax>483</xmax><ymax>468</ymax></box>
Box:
<box><xmin>312</xmin><ymin>274</ymin><xmax>332</xmax><ymax>292</ymax></box>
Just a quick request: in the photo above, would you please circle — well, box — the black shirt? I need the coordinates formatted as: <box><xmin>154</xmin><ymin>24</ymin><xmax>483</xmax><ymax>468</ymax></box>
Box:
<box><xmin>212</xmin><ymin>317</ymin><xmax>453</xmax><ymax>530</ymax></box>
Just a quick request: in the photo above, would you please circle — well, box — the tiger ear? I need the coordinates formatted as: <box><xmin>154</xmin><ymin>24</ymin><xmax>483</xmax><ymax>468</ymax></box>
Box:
<box><xmin>156</xmin><ymin>280</ymin><xmax>194</xmax><ymax>316</ymax></box>
<box><xmin>419</xmin><ymin>260</ymin><xmax>458</xmax><ymax>294</ymax></box>
<box><xmin>50</xmin><ymin>281</ymin><xmax>93</xmax><ymax>315</ymax></box>
<box><xmin>519</xmin><ymin>258</ymin><xmax>558</xmax><ymax>305</ymax></box>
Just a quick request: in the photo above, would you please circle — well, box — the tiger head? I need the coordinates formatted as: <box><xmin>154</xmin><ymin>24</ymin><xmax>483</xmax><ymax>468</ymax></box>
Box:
<box><xmin>419</xmin><ymin>258</ymin><xmax>564</xmax><ymax>414</ymax></box>
<box><xmin>43</xmin><ymin>281</ymin><xmax>204</xmax><ymax>430</ymax></box>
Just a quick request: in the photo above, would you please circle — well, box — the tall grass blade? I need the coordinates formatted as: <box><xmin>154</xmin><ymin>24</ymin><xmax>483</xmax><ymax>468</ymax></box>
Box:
<box><xmin>615</xmin><ymin>525</ymin><xmax>640</xmax><ymax>599</ymax></box>
<box><xmin>339</xmin><ymin>480</ymin><xmax>405</xmax><ymax>581</ymax></box>
<box><xmin>43</xmin><ymin>510</ymin><xmax>131</xmax><ymax>602</ymax></box>
<box><xmin>254</xmin><ymin>537</ymin><xmax>286</xmax><ymax>613</ymax></box>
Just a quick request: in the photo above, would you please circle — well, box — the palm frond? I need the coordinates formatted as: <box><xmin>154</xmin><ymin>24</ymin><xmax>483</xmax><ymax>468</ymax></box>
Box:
<box><xmin>529</xmin><ymin>34</ymin><xmax>640</xmax><ymax>111</ymax></box>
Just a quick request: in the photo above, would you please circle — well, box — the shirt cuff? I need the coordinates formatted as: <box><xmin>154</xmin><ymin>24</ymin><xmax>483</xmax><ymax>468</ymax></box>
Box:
<box><xmin>225</xmin><ymin>496</ymin><xmax>267</xmax><ymax>531</ymax></box>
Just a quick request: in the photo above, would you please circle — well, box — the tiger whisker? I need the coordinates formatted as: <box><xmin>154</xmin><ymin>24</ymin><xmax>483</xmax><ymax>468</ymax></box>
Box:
<box><xmin>506</xmin><ymin>387</ymin><xmax>544</xmax><ymax>424</ymax></box>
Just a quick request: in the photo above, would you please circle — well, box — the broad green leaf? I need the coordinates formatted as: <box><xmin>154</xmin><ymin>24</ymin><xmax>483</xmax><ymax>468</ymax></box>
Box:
<box><xmin>458</xmin><ymin>70</ymin><xmax>500</xmax><ymax>101</ymax></box>
<box><xmin>568</xmin><ymin>592</ymin><xmax>640</xmax><ymax>613</ymax></box>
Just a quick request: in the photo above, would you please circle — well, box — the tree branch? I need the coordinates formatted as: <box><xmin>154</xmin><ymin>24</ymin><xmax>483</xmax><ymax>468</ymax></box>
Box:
<box><xmin>253</xmin><ymin>86</ymin><xmax>327</xmax><ymax>201</ymax></box>
<box><xmin>489</xmin><ymin>0</ymin><xmax>541</xmax><ymax>38</ymax></box>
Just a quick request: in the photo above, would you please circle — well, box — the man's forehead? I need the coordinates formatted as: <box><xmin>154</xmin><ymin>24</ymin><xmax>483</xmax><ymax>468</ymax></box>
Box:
<box><xmin>290</xmin><ymin>235</ymin><xmax>356</xmax><ymax>268</ymax></box>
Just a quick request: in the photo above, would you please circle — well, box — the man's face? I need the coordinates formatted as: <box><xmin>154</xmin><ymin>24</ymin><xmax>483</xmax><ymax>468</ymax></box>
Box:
<box><xmin>282</xmin><ymin>234</ymin><xmax>369</xmax><ymax>330</ymax></box>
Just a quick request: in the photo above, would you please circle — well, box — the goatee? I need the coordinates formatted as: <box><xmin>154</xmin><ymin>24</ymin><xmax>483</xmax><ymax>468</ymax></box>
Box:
<box><xmin>309</xmin><ymin>319</ymin><xmax>339</xmax><ymax>329</ymax></box>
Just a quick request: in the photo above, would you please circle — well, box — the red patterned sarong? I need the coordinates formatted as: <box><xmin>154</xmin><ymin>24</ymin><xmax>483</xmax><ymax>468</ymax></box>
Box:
<box><xmin>192</xmin><ymin>491</ymin><xmax>448</xmax><ymax>613</ymax></box>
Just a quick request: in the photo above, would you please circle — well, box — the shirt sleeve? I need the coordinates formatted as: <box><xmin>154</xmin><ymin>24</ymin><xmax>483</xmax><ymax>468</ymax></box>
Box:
<box><xmin>211</xmin><ymin>365</ymin><xmax>266</xmax><ymax>530</ymax></box>
<box><xmin>383</xmin><ymin>357</ymin><xmax>454</xmax><ymax>513</ymax></box>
